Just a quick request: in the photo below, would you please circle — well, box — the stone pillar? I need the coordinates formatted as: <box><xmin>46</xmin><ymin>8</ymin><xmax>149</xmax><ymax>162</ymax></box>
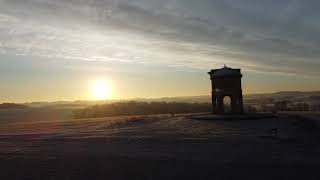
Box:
<box><xmin>212</xmin><ymin>94</ymin><xmax>216</xmax><ymax>114</ymax></box>
<box><xmin>231</xmin><ymin>96</ymin><xmax>237</xmax><ymax>113</ymax></box>
<box><xmin>216</xmin><ymin>96</ymin><xmax>224</xmax><ymax>114</ymax></box>
<box><xmin>238</xmin><ymin>94</ymin><xmax>244</xmax><ymax>113</ymax></box>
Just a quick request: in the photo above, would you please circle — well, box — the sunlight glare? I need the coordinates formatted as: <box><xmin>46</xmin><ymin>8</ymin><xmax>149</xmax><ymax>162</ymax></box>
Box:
<box><xmin>91</xmin><ymin>80</ymin><xmax>112</xmax><ymax>100</ymax></box>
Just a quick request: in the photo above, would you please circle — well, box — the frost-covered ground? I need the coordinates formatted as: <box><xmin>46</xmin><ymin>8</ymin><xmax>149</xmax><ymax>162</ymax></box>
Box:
<box><xmin>0</xmin><ymin>110</ymin><xmax>319</xmax><ymax>179</ymax></box>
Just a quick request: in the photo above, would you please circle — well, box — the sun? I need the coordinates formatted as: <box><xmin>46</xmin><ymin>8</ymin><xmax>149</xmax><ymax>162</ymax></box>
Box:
<box><xmin>91</xmin><ymin>80</ymin><xmax>112</xmax><ymax>100</ymax></box>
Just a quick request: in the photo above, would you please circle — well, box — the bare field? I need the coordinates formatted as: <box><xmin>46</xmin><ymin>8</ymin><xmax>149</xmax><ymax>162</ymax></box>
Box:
<box><xmin>0</xmin><ymin>109</ymin><xmax>320</xmax><ymax>179</ymax></box>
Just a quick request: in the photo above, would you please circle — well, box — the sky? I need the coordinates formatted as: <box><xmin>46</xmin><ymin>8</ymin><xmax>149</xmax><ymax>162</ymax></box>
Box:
<box><xmin>0</xmin><ymin>0</ymin><xmax>320</xmax><ymax>102</ymax></box>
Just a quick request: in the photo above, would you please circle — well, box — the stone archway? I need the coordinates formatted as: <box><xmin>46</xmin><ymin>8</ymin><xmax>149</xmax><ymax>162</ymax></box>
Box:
<box><xmin>208</xmin><ymin>66</ymin><xmax>244</xmax><ymax>115</ymax></box>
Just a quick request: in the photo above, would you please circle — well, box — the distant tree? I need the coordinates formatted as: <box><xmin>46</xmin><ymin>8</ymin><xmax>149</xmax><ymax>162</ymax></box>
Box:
<box><xmin>73</xmin><ymin>101</ymin><xmax>212</xmax><ymax>119</ymax></box>
<box><xmin>309</xmin><ymin>96</ymin><xmax>320</xmax><ymax>100</ymax></box>
<box><xmin>311</xmin><ymin>104</ymin><xmax>320</xmax><ymax>111</ymax></box>
<box><xmin>293</xmin><ymin>103</ymin><xmax>310</xmax><ymax>111</ymax></box>
<box><xmin>274</xmin><ymin>100</ymin><xmax>291</xmax><ymax>111</ymax></box>
<box><xmin>0</xmin><ymin>103</ymin><xmax>28</xmax><ymax>109</ymax></box>
<box><xmin>268</xmin><ymin>98</ymin><xmax>275</xmax><ymax>104</ymax></box>
<box><xmin>245</xmin><ymin>105</ymin><xmax>257</xmax><ymax>113</ymax></box>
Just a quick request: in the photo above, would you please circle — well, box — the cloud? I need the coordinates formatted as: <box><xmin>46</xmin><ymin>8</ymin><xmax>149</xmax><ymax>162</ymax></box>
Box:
<box><xmin>0</xmin><ymin>0</ymin><xmax>319</xmax><ymax>78</ymax></box>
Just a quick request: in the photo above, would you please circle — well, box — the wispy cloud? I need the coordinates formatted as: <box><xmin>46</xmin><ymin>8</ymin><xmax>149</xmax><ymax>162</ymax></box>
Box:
<box><xmin>0</xmin><ymin>0</ymin><xmax>320</xmax><ymax>78</ymax></box>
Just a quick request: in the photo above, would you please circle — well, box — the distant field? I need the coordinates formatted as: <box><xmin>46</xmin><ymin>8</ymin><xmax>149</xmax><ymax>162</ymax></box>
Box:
<box><xmin>0</xmin><ymin>107</ymin><xmax>75</xmax><ymax>124</ymax></box>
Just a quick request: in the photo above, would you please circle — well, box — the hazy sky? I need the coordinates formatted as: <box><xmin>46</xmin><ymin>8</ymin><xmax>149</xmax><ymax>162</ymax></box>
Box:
<box><xmin>0</xmin><ymin>0</ymin><xmax>320</xmax><ymax>102</ymax></box>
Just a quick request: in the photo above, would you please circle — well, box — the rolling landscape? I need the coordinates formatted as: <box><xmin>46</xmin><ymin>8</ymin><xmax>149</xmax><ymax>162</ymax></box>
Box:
<box><xmin>1</xmin><ymin>91</ymin><xmax>320</xmax><ymax>179</ymax></box>
<box><xmin>1</xmin><ymin>0</ymin><xmax>320</xmax><ymax>179</ymax></box>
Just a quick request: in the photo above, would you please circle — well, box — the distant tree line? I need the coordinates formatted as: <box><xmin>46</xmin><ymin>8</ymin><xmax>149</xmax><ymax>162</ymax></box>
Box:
<box><xmin>245</xmin><ymin>100</ymin><xmax>320</xmax><ymax>113</ymax></box>
<box><xmin>73</xmin><ymin>101</ymin><xmax>211</xmax><ymax>118</ymax></box>
<box><xmin>0</xmin><ymin>103</ymin><xmax>28</xmax><ymax>109</ymax></box>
